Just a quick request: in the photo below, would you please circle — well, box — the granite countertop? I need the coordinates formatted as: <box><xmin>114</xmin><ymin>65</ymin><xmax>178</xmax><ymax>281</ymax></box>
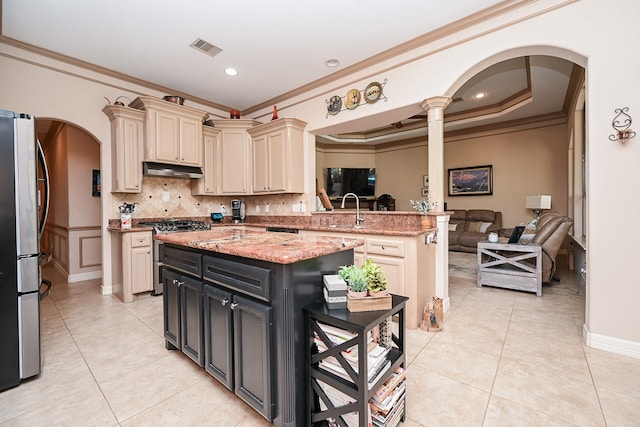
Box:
<box><xmin>154</xmin><ymin>227</ymin><xmax>364</xmax><ymax>264</ymax></box>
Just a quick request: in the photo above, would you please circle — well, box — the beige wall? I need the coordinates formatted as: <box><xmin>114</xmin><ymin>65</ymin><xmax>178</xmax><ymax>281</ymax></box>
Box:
<box><xmin>444</xmin><ymin>124</ymin><xmax>569</xmax><ymax>227</ymax></box>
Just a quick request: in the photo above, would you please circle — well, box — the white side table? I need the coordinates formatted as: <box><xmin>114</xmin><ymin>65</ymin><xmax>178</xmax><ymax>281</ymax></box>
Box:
<box><xmin>477</xmin><ymin>241</ymin><xmax>543</xmax><ymax>296</ymax></box>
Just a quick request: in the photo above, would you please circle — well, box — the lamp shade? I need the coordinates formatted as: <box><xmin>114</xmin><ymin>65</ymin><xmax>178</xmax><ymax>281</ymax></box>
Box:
<box><xmin>525</xmin><ymin>195</ymin><xmax>552</xmax><ymax>210</ymax></box>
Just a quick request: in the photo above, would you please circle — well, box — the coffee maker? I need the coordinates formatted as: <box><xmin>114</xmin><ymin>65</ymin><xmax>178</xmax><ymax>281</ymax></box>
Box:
<box><xmin>231</xmin><ymin>199</ymin><xmax>244</xmax><ymax>223</ymax></box>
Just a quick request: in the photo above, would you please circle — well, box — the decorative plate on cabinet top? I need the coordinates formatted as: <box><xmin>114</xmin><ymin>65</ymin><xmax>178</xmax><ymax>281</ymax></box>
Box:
<box><xmin>364</xmin><ymin>82</ymin><xmax>383</xmax><ymax>104</ymax></box>
<box><xmin>327</xmin><ymin>95</ymin><xmax>342</xmax><ymax>115</ymax></box>
<box><xmin>345</xmin><ymin>89</ymin><xmax>361</xmax><ymax>110</ymax></box>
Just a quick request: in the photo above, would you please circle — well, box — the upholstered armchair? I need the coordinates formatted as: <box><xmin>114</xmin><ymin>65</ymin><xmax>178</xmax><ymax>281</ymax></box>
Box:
<box><xmin>531</xmin><ymin>212</ymin><xmax>573</xmax><ymax>283</ymax></box>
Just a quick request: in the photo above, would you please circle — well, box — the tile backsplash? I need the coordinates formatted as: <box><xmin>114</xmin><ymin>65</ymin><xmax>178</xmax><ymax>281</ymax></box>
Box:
<box><xmin>111</xmin><ymin>176</ymin><xmax>310</xmax><ymax>220</ymax></box>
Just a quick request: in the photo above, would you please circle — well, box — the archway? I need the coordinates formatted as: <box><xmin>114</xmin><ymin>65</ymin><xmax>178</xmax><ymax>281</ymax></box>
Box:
<box><xmin>37</xmin><ymin>118</ymin><xmax>103</xmax><ymax>283</ymax></box>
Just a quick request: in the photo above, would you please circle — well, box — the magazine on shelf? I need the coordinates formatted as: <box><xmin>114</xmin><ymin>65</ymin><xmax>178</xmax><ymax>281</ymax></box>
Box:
<box><xmin>370</xmin><ymin>383</ymin><xmax>405</xmax><ymax>414</ymax></box>
<box><xmin>368</xmin><ymin>360</ymin><xmax>392</xmax><ymax>390</ymax></box>
<box><xmin>372</xmin><ymin>367</ymin><xmax>406</xmax><ymax>403</ymax></box>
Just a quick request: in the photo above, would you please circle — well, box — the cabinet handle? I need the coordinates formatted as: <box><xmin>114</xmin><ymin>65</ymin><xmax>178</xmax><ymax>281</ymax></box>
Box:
<box><xmin>178</xmin><ymin>281</ymin><xmax>184</xmax><ymax>286</ymax></box>
<box><xmin>230</xmin><ymin>302</ymin><xmax>239</xmax><ymax>310</ymax></box>
<box><xmin>172</xmin><ymin>279</ymin><xmax>179</xmax><ymax>285</ymax></box>
<box><xmin>221</xmin><ymin>298</ymin><xmax>229</xmax><ymax>306</ymax></box>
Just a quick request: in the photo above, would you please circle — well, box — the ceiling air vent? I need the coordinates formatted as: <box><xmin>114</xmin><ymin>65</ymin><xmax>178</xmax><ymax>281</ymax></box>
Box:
<box><xmin>190</xmin><ymin>38</ymin><xmax>223</xmax><ymax>57</ymax></box>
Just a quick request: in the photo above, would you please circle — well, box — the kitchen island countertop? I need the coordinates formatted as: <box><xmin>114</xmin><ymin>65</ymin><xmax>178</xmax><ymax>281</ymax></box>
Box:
<box><xmin>154</xmin><ymin>227</ymin><xmax>363</xmax><ymax>264</ymax></box>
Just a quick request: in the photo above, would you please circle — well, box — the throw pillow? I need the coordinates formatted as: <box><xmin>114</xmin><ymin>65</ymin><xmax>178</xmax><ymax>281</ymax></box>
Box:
<box><xmin>467</xmin><ymin>221</ymin><xmax>482</xmax><ymax>232</ymax></box>
<box><xmin>448</xmin><ymin>223</ymin><xmax>458</xmax><ymax>231</ymax></box>
<box><xmin>479</xmin><ymin>222</ymin><xmax>492</xmax><ymax>233</ymax></box>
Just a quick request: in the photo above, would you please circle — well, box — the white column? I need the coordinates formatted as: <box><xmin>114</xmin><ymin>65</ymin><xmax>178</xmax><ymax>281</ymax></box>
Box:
<box><xmin>421</xmin><ymin>97</ymin><xmax>452</xmax><ymax>313</ymax></box>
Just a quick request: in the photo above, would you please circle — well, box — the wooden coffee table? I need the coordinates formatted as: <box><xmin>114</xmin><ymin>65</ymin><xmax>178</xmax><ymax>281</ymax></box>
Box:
<box><xmin>477</xmin><ymin>241</ymin><xmax>542</xmax><ymax>296</ymax></box>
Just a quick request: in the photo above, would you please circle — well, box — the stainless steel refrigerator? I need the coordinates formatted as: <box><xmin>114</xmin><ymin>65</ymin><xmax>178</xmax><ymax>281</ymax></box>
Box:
<box><xmin>0</xmin><ymin>109</ymin><xmax>50</xmax><ymax>392</ymax></box>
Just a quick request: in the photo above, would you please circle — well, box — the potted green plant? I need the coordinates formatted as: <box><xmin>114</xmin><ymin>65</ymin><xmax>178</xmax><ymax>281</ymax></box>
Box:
<box><xmin>410</xmin><ymin>197</ymin><xmax>438</xmax><ymax>228</ymax></box>
<box><xmin>362</xmin><ymin>258</ymin><xmax>388</xmax><ymax>296</ymax></box>
<box><xmin>340</xmin><ymin>265</ymin><xmax>368</xmax><ymax>298</ymax></box>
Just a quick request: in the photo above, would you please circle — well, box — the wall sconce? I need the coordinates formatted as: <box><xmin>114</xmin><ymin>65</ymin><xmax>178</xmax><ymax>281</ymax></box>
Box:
<box><xmin>525</xmin><ymin>195</ymin><xmax>551</xmax><ymax>226</ymax></box>
<box><xmin>609</xmin><ymin>107</ymin><xmax>636</xmax><ymax>143</ymax></box>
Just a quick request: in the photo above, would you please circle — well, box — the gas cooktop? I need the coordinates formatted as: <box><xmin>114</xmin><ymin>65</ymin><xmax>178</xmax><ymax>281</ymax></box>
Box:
<box><xmin>138</xmin><ymin>219</ymin><xmax>210</xmax><ymax>234</ymax></box>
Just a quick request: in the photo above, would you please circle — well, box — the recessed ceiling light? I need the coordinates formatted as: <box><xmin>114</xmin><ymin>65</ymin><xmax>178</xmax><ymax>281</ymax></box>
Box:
<box><xmin>225</xmin><ymin>68</ymin><xmax>238</xmax><ymax>76</ymax></box>
<box><xmin>474</xmin><ymin>92</ymin><xmax>486</xmax><ymax>99</ymax></box>
<box><xmin>325</xmin><ymin>59</ymin><xmax>340</xmax><ymax>68</ymax></box>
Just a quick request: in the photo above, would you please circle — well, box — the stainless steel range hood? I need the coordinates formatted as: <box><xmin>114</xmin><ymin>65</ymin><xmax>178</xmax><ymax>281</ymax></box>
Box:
<box><xmin>143</xmin><ymin>162</ymin><xmax>203</xmax><ymax>179</ymax></box>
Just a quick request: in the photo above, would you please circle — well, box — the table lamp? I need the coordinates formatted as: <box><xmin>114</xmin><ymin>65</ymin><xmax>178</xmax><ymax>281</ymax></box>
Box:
<box><xmin>525</xmin><ymin>195</ymin><xmax>551</xmax><ymax>226</ymax></box>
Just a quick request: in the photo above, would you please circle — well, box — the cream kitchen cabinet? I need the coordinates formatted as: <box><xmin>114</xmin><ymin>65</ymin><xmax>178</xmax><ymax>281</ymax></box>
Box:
<box><xmin>122</xmin><ymin>231</ymin><xmax>153</xmax><ymax>302</ymax></box>
<box><xmin>247</xmin><ymin>118</ymin><xmax>306</xmax><ymax>194</ymax></box>
<box><xmin>102</xmin><ymin>105</ymin><xmax>144</xmax><ymax>193</ymax></box>
<box><xmin>130</xmin><ymin>96</ymin><xmax>206</xmax><ymax>167</ymax></box>
<box><xmin>212</xmin><ymin>119</ymin><xmax>259</xmax><ymax>195</ymax></box>
<box><xmin>300</xmin><ymin>230</ymin><xmax>428</xmax><ymax>329</ymax></box>
<box><xmin>191</xmin><ymin>126</ymin><xmax>222</xmax><ymax>195</ymax></box>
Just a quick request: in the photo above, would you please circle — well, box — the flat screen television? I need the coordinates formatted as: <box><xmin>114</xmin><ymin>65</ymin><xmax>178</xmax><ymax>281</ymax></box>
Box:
<box><xmin>325</xmin><ymin>168</ymin><xmax>376</xmax><ymax>197</ymax></box>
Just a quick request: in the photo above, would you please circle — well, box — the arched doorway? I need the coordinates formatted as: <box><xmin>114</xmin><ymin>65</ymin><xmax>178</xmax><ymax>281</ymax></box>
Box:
<box><xmin>37</xmin><ymin>119</ymin><xmax>102</xmax><ymax>282</ymax></box>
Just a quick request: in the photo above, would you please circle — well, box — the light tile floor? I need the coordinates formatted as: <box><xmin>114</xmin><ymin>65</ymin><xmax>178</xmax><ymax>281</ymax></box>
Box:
<box><xmin>1</xmin><ymin>259</ymin><xmax>639</xmax><ymax>426</ymax></box>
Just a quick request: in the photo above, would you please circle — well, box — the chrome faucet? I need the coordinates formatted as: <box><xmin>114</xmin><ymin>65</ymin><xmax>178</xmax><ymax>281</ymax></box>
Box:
<box><xmin>341</xmin><ymin>192</ymin><xmax>365</xmax><ymax>225</ymax></box>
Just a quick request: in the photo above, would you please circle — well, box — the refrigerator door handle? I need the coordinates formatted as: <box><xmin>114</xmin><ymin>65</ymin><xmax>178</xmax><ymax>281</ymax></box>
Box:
<box><xmin>37</xmin><ymin>140</ymin><xmax>50</xmax><ymax>239</ymax></box>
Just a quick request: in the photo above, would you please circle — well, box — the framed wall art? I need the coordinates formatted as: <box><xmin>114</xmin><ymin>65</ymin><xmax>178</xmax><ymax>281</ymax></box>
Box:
<box><xmin>448</xmin><ymin>165</ymin><xmax>493</xmax><ymax>196</ymax></box>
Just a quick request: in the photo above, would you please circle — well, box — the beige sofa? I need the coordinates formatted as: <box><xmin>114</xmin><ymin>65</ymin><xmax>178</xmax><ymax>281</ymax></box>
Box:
<box><xmin>448</xmin><ymin>209</ymin><xmax>503</xmax><ymax>252</ymax></box>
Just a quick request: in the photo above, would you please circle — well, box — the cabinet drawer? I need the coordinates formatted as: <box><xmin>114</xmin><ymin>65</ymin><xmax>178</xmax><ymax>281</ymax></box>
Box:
<box><xmin>366</xmin><ymin>238</ymin><xmax>405</xmax><ymax>257</ymax></box>
<box><xmin>163</xmin><ymin>246</ymin><xmax>202</xmax><ymax>277</ymax></box>
<box><xmin>203</xmin><ymin>256</ymin><xmax>271</xmax><ymax>302</ymax></box>
<box><xmin>130</xmin><ymin>232</ymin><xmax>151</xmax><ymax>248</ymax></box>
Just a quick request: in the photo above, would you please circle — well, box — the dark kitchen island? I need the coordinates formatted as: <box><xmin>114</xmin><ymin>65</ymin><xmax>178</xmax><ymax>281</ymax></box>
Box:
<box><xmin>155</xmin><ymin>228</ymin><xmax>363</xmax><ymax>427</ymax></box>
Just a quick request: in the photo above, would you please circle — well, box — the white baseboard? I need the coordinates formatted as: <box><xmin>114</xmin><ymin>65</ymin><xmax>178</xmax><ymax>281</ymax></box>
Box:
<box><xmin>583</xmin><ymin>324</ymin><xmax>640</xmax><ymax>359</ymax></box>
<box><xmin>67</xmin><ymin>270</ymin><xmax>102</xmax><ymax>283</ymax></box>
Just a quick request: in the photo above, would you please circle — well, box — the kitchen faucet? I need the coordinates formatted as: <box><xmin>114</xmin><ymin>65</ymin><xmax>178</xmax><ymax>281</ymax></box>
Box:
<box><xmin>341</xmin><ymin>192</ymin><xmax>365</xmax><ymax>225</ymax></box>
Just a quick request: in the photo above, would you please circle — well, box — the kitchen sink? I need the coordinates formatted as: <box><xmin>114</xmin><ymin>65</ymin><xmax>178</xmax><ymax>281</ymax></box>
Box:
<box><xmin>329</xmin><ymin>224</ymin><xmax>367</xmax><ymax>229</ymax></box>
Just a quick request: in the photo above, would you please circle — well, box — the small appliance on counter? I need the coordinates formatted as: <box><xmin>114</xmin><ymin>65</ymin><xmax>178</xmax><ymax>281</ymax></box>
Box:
<box><xmin>210</xmin><ymin>212</ymin><xmax>223</xmax><ymax>223</ymax></box>
<box><xmin>231</xmin><ymin>199</ymin><xmax>245</xmax><ymax>223</ymax></box>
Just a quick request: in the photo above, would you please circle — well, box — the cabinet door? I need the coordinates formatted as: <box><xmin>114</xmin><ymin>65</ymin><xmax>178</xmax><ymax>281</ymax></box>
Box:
<box><xmin>192</xmin><ymin>128</ymin><xmax>221</xmax><ymax>195</ymax></box>
<box><xmin>367</xmin><ymin>255</ymin><xmax>405</xmax><ymax>296</ymax></box>
<box><xmin>179</xmin><ymin>116</ymin><xmax>202</xmax><ymax>166</ymax></box>
<box><xmin>130</xmin><ymin>245</ymin><xmax>152</xmax><ymax>294</ymax></box>
<box><xmin>266</xmin><ymin>130</ymin><xmax>287</xmax><ymax>192</ymax></box>
<box><xmin>220</xmin><ymin>129</ymin><xmax>250</xmax><ymax>194</ymax></box>
<box><xmin>181</xmin><ymin>276</ymin><xmax>204</xmax><ymax>366</ymax></box>
<box><xmin>117</xmin><ymin>116</ymin><xmax>143</xmax><ymax>192</ymax></box>
<box><xmin>153</xmin><ymin>110</ymin><xmax>180</xmax><ymax>163</ymax></box>
<box><xmin>233</xmin><ymin>294</ymin><xmax>274</xmax><ymax>420</ymax></box>
<box><xmin>252</xmin><ymin>134</ymin><xmax>269</xmax><ymax>193</ymax></box>
<box><xmin>163</xmin><ymin>268</ymin><xmax>181</xmax><ymax>349</ymax></box>
<box><xmin>203</xmin><ymin>285</ymin><xmax>234</xmax><ymax>390</ymax></box>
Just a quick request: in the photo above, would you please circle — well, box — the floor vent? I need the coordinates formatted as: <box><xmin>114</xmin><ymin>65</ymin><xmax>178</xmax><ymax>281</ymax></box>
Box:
<box><xmin>190</xmin><ymin>38</ymin><xmax>223</xmax><ymax>57</ymax></box>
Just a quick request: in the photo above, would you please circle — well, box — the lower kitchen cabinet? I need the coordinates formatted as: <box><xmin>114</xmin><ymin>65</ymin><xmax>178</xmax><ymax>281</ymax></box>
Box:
<box><xmin>181</xmin><ymin>277</ymin><xmax>204</xmax><ymax>366</ymax></box>
<box><xmin>204</xmin><ymin>284</ymin><xmax>274</xmax><ymax>419</ymax></box>
<box><xmin>162</xmin><ymin>268</ymin><xmax>204</xmax><ymax>366</ymax></box>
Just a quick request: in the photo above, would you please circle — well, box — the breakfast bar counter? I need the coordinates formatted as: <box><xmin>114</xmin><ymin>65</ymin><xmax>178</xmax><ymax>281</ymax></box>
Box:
<box><xmin>153</xmin><ymin>227</ymin><xmax>364</xmax><ymax>264</ymax></box>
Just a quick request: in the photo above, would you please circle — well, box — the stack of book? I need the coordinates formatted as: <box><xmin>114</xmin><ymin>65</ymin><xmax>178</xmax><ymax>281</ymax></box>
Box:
<box><xmin>314</xmin><ymin>322</ymin><xmax>391</xmax><ymax>389</ymax></box>
<box><xmin>369</xmin><ymin>366</ymin><xmax>407</xmax><ymax>427</ymax></box>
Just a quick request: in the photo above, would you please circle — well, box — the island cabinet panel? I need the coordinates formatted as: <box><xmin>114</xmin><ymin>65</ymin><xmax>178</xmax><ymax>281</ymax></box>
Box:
<box><xmin>203</xmin><ymin>285</ymin><xmax>234</xmax><ymax>389</ymax></box>
<box><xmin>233</xmin><ymin>294</ymin><xmax>274</xmax><ymax>419</ymax></box>
<box><xmin>203</xmin><ymin>255</ymin><xmax>271</xmax><ymax>302</ymax></box>
<box><xmin>163</xmin><ymin>269</ymin><xmax>181</xmax><ymax>349</ymax></box>
<box><xmin>181</xmin><ymin>276</ymin><xmax>204</xmax><ymax>366</ymax></box>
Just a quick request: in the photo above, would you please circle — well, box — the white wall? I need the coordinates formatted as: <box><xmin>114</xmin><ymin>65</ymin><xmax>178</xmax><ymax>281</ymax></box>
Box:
<box><xmin>2</xmin><ymin>0</ymin><xmax>639</xmax><ymax>355</ymax></box>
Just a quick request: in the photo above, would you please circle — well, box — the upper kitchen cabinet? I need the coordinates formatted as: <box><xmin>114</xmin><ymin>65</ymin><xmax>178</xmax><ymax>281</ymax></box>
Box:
<box><xmin>212</xmin><ymin>119</ymin><xmax>259</xmax><ymax>195</ymax></box>
<box><xmin>247</xmin><ymin>118</ymin><xmax>307</xmax><ymax>194</ymax></box>
<box><xmin>191</xmin><ymin>125</ymin><xmax>222</xmax><ymax>196</ymax></box>
<box><xmin>102</xmin><ymin>105</ymin><xmax>144</xmax><ymax>193</ymax></box>
<box><xmin>130</xmin><ymin>96</ymin><xmax>206</xmax><ymax>167</ymax></box>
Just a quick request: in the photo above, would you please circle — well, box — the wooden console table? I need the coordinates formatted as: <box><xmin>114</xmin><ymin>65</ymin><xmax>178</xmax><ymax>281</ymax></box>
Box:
<box><xmin>477</xmin><ymin>241</ymin><xmax>542</xmax><ymax>296</ymax></box>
